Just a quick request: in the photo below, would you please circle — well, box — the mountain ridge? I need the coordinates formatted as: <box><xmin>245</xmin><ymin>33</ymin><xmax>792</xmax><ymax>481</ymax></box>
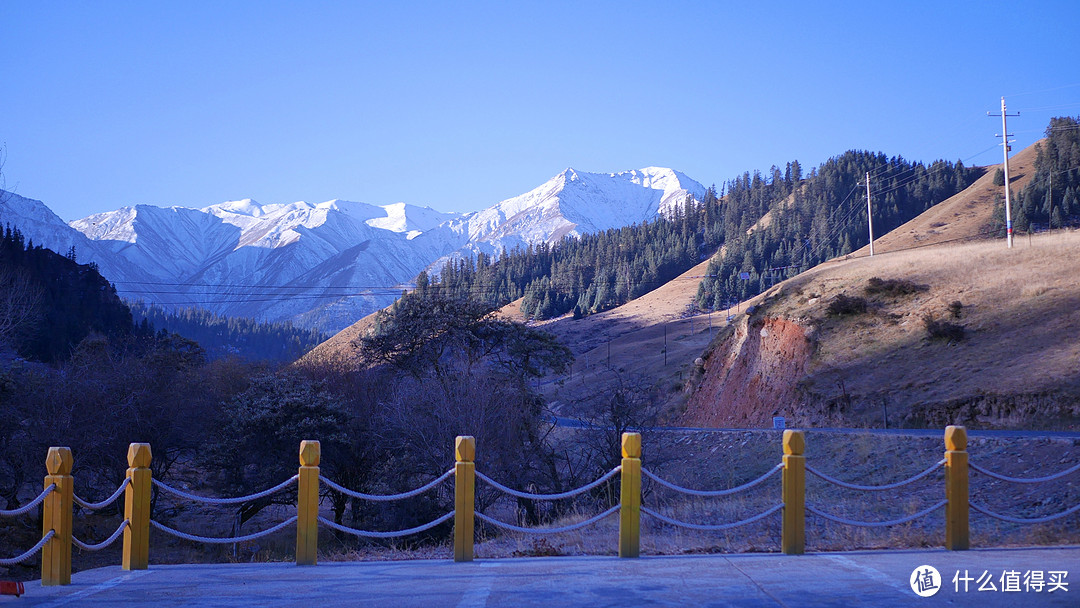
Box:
<box><xmin>1</xmin><ymin>166</ymin><xmax>705</xmax><ymax>333</ymax></box>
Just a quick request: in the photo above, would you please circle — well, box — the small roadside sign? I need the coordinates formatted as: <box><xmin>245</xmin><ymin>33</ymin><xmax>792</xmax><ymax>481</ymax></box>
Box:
<box><xmin>772</xmin><ymin>417</ymin><xmax>786</xmax><ymax>430</ymax></box>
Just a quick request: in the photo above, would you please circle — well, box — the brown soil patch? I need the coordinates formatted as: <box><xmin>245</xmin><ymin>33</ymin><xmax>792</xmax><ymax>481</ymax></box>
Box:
<box><xmin>685</xmin><ymin>230</ymin><xmax>1080</xmax><ymax>430</ymax></box>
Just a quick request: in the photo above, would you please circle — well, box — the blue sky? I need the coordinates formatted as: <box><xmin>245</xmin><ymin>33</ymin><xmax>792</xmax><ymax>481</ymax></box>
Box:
<box><xmin>2</xmin><ymin>1</ymin><xmax>1079</xmax><ymax>222</ymax></box>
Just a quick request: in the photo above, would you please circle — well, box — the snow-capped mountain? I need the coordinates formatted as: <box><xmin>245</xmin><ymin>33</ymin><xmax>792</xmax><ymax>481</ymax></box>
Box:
<box><xmin>445</xmin><ymin>166</ymin><xmax>704</xmax><ymax>256</ymax></box>
<box><xmin>1</xmin><ymin>167</ymin><xmax>706</xmax><ymax>333</ymax></box>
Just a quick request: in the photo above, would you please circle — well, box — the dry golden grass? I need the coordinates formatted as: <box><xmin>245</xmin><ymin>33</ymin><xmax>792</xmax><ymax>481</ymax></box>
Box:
<box><xmin>754</xmin><ymin>229</ymin><xmax>1080</xmax><ymax>427</ymax></box>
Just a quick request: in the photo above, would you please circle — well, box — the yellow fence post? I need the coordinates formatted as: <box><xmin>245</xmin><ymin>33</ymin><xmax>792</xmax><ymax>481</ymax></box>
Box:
<box><xmin>782</xmin><ymin>430</ymin><xmax>805</xmax><ymax>555</ymax></box>
<box><xmin>296</xmin><ymin>440</ymin><xmax>320</xmax><ymax>565</ymax></box>
<box><xmin>945</xmin><ymin>425</ymin><xmax>969</xmax><ymax>551</ymax></box>
<box><xmin>122</xmin><ymin>443</ymin><xmax>152</xmax><ymax>570</ymax></box>
<box><xmin>619</xmin><ymin>432</ymin><xmax>641</xmax><ymax>558</ymax></box>
<box><xmin>454</xmin><ymin>436</ymin><xmax>475</xmax><ymax>562</ymax></box>
<box><xmin>41</xmin><ymin>447</ymin><xmax>73</xmax><ymax>586</ymax></box>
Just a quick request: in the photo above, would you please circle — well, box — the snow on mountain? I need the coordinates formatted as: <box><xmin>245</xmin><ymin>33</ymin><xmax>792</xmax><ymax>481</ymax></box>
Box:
<box><xmin>2</xmin><ymin>167</ymin><xmax>707</xmax><ymax>334</ymax></box>
<box><xmin>0</xmin><ymin>191</ymin><xmax>164</xmax><ymax>291</ymax></box>
<box><xmin>422</xmin><ymin>166</ymin><xmax>706</xmax><ymax>264</ymax></box>
<box><xmin>1</xmin><ymin>190</ymin><xmax>95</xmax><ymax>254</ymax></box>
<box><xmin>66</xmin><ymin>199</ymin><xmax>465</xmax><ymax>332</ymax></box>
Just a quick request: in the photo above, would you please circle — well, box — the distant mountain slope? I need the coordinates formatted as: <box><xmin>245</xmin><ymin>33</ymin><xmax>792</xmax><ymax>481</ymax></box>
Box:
<box><xmin>446</xmin><ymin>167</ymin><xmax>705</xmax><ymax>254</ymax></box>
<box><xmin>2</xmin><ymin>167</ymin><xmax>705</xmax><ymax>334</ymax></box>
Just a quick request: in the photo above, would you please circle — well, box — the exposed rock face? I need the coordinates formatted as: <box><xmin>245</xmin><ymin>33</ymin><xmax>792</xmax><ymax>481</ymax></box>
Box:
<box><xmin>682</xmin><ymin>315</ymin><xmax>815</xmax><ymax>428</ymax></box>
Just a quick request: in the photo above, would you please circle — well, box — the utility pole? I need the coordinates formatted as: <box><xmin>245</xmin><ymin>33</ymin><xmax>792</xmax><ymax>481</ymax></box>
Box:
<box><xmin>989</xmin><ymin>97</ymin><xmax>1020</xmax><ymax>248</ymax></box>
<box><xmin>865</xmin><ymin>172</ymin><xmax>874</xmax><ymax>256</ymax></box>
<box><xmin>1049</xmin><ymin>172</ymin><xmax>1054</xmax><ymax>229</ymax></box>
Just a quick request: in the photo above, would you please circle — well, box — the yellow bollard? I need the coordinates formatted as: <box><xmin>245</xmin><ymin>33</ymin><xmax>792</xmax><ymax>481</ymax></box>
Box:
<box><xmin>945</xmin><ymin>425</ymin><xmax>969</xmax><ymax>551</ymax></box>
<box><xmin>41</xmin><ymin>447</ymin><xmax>73</xmax><ymax>586</ymax></box>
<box><xmin>454</xmin><ymin>436</ymin><xmax>475</xmax><ymax>562</ymax></box>
<box><xmin>296</xmin><ymin>440</ymin><xmax>320</xmax><ymax>565</ymax></box>
<box><xmin>122</xmin><ymin>443</ymin><xmax>152</xmax><ymax>570</ymax></box>
<box><xmin>782</xmin><ymin>430</ymin><xmax>805</xmax><ymax>555</ymax></box>
<box><xmin>619</xmin><ymin>432</ymin><xmax>641</xmax><ymax>558</ymax></box>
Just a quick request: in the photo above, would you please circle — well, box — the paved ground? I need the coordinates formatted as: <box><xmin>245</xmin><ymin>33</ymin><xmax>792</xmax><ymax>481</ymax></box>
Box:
<box><xmin>17</xmin><ymin>547</ymin><xmax>1080</xmax><ymax>607</ymax></box>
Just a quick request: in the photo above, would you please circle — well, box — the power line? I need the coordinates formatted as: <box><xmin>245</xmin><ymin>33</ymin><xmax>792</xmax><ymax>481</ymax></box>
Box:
<box><xmin>1004</xmin><ymin>82</ymin><xmax>1080</xmax><ymax>98</ymax></box>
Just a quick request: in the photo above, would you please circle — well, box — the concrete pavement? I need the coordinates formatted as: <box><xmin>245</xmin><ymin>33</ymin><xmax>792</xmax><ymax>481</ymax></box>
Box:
<box><xmin>17</xmin><ymin>546</ymin><xmax>1080</xmax><ymax>607</ymax></box>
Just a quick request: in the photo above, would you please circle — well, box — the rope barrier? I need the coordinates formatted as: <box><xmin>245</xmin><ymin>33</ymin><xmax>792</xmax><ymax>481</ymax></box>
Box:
<box><xmin>642</xmin><ymin>464</ymin><xmax>782</xmax><ymax>497</ymax></box>
<box><xmin>153</xmin><ymin>475</ymin><xmax>298</xmax><ymax>505</ymax></box>
<box><xmin>475</xmin><ymin>505</ymin><xmax>620</xmax><ymax>534</ymax></box>
<box><xmin>150</xmin><ymin>516</ymin><xmax>298</xmax><ymax>544</ymax></box>
<box><xmin>806</xmin><ymin>459</ymin><xmax>945</xmax><ymax>491</ymax></box>
<box><xmin>806</xmin><ymin>500</ymin><xmax>947</xmax><ymax>527</ymax></box>
<box><xmin>0</xmin><ymin>484</ymin><xmax>55</xmax><ymax>517</ymax></box>
<box><xmin>319</xmin><ymin>469</ymin><xmax>455</xmax><ymax>502</ymax></box>
<box><xmin>641</xmin><ymin>503</ymin><xmax>784</xmax><ymax>531</ymax></box>
<box><xmin>970</xmin><ymin>501</ymin><xmax>1080</xmax><ymax>525</ymax></box>
<box><xmin>74</xmin><ymin>478</ymin><xmax>130</xmax><ymax>511</ymax></box>
<box><xmin>0</xmin><ymin>530</ymin><xmax>55</xmax><ymax>566</ymax></box>
<box><xmin>970</xmin><ymin>461</ymin><xmax>1080</xmax><ymax>484</ymax></box>
<box><xmin>475</xmin><ymin>466</ymin><xmax>621</xmax><ymax>501</ymax></box>
<box><xmin>73</xmin><ymin>520</ymin><xmax>129</xmax><ymax>552</ymax></box>
<box><xmin>317</xmin><ymin>511</ymin><xmax>455</xmax><ymax>538</ymax></box>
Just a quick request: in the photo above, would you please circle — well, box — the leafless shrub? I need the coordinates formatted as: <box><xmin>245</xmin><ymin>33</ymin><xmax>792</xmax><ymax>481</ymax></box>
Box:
<box><xmin>864</xmin><ymin>277</ymin><xmax>929</xmax><ymax>297</ymax></box>
<box><xmin>826</xmin><ymin>294</ymin><xmax>867</xmax><ymax>316</ymax></box>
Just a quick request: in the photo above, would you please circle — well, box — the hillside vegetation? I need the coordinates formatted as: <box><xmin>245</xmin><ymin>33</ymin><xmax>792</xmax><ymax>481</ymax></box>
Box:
<box><xmin>128</xmin><ymin>302</ymin><xmax>326</xmax><ymax>362</ymax></box>
<box><xmin>684</xmin><ymin>231</ymin><xmax>1080</xmax><ymax>429</ymax></box>
<box><xmin>415</xmin><ymin>151</ymin><xmax>980</xmax><ymax>321</ymax></box>
<box><xmin>0</xmin><ymin>224</ymin><xmax>136</xmax><ymax>362</ymax></box>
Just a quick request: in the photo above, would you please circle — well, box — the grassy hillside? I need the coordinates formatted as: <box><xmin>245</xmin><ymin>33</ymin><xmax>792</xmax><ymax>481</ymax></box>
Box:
<box><xmin>305</xmin><ymin>141</ymin><xmax>1069</xmax><ymax>432</ymax></box>
<box><xmin>684</xmin><ymin>230</ymin><xmax>1080</xmax><ymax>429</ymax></box>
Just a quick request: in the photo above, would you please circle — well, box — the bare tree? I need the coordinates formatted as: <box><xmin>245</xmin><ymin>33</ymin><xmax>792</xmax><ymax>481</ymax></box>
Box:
<box><xmin>0</xmin><ymin>265</ymin><xmax>42</xmax><ymax>350</ymax></box>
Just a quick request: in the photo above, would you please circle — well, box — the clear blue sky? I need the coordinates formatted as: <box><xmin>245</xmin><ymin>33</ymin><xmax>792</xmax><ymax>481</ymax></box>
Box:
<box><xmin>2</xmin><ymin>1</ymin><xmax>1079</xmax><ymax>222</ymax></box>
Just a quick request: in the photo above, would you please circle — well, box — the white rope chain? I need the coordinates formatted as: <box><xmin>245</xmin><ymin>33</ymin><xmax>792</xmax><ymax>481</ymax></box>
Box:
<box><xmin>475</xmin><ymin>505</ymin><xmax>620</xmax><ymax>534</ymax></box>
<box><xmin>0</xmin><ymin>484</ymin><xmax>55</xmax><ymax>517</ymax></box>
<box><xmin>0</xmin><ymin>530</ymin><xmax>55</xmax><ymax>565</ymax></box>
<box><xmin>642</xmin><ymin>464</ymin><xmax>782</xmax><ymax>497</ymax></box>
<box><xmin>318</xmin><ymin>511</ymin><xmax>455</xmax><ymax>538</ymax></box>
<box><xmin>806</xmin><ymin>459</ymin><xmax>945</xmax><ymax>491</ymax></box>
<box><xmin>970</xmin><ymin>501</ymin><xmax>1080</xmax><ymax>524</ymax></box>
<box><xmin>319</xmin><ymin>469</ymin><xmax>454</xmax><ymax>502</ymax></box>
<box><xmin>74</xmin><ymin>478</ymin><xmax>130</xmax><ymax>511</ymax></box>
<box><xmin>970</xmin><ymin>461</ymin><xmax>1080</xmax><ymax>484</ymax></box>
<box><xmin>806</xmin><ymin>500</ymin><xmax>947</xmax><ymax>527</ymax></box>
<box><xmin>151</xmin><ymin>516</ymin><xmax>298</xmax><ymax>544</ymax></box>
<box><xmin>73</xmin><ymin>520</ymin><xmax>129</xmax><ymax>552</ymax></box>
<box><xmin>475</xmin><ymin>466</ymin><xmax>621</xmax><ymax>501</ymax></box>
<box><xmin>153</xmin><ymin>475</ymin><xmax>298</xmax><ymax>505</ymax></box>
<box><xmin>641</xmin><ymin>503</ymin><xmax>784</xmax><ymax>531</ymax></box>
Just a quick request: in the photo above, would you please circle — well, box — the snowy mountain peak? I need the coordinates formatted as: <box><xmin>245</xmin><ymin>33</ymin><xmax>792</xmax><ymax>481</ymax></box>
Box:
<box><xmin>208</xmin><ymin>198</ymin><xmax>264</xmax><ymax>217</ymax></box>
<box><xmin>5</xmin><ymin>165</ymin><xmax>708</xmax><ymax>335</ymax></box>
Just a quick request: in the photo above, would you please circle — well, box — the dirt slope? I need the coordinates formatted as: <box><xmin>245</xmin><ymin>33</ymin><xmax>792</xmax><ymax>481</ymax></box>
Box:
<box><xmin>298</xmin><ymin>311</ymin><xmax>378</xmax><ymax>368</ymax></box>
<box><xmin>683</xmin><ymin>230</ymin><xmax>1080</xmax><ymax>430</ymax></box>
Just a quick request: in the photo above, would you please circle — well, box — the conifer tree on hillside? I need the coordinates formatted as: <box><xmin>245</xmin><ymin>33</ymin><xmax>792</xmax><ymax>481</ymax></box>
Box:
<box><xmin>405</xmin><ymin>148</ymin><xmax>981</xmax><ymax>320</ymax></box>
<box><xmin>1014</xmin><ymin>116</ymin><xmax>1080</xmax><ymax>230</ymax></box>
<box><xmin>0</xmin><ymin>223</ymin><xmax>136</xmax><ymax>362</ymax></box>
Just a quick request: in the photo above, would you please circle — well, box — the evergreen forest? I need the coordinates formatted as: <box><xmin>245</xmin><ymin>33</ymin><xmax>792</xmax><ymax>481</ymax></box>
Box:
<box><xmin>412</xmin><ymin>150</ymin><xmax>983</xmax><ymax>319</ymax></box>
<box><xmin>127</xmin><ymin>302</ymin><xmax>326</xmax><ymax>362</ymax></box>
<box><xmin>0</xmin><ymin>224</ymin><xmax>138</xmax><ymax>362</ymax></box>
<box><xmin>1012</xmin><ymin>116</ymin><xmax>1080</xmax><ymax>232</ymax></box>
